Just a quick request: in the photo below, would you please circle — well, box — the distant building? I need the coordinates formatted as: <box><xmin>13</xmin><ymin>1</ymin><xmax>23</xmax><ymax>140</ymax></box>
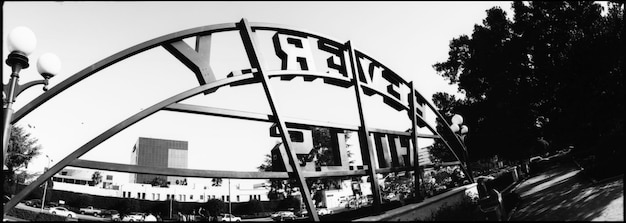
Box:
<box><xmin>51</xmin><ymin>167</ymin><xmax>270</xmax><ymax>203</ymax></box>
<box><xmin>52</xmin><ymin>167</ymin><xmax>117</xmax><ymax>189</ymax></box>
<box><xmin>130</xmin><ymin>137</ymin><xmax>188</xmax><ymax>185</ymax></box>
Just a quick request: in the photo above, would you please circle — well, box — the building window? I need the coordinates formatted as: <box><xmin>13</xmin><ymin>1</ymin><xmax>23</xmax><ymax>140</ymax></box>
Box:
<box><xmin>249</xmin><ymin>195</ymin><xmax>252</xmax><ymax>200</ymax></box>
<box><xmin>200</xmin><ymin>195</ymin><xmax>204</xmax><ymax>201</ymax></box>
<box><xmin>227</xmin><ymin>195</ymin><xmax>230</xmax><ymax>202</ymax></box>
<box><xmin>190</xmin><ymin>195</ymin><xmax>193</xmax><ymax>200</ymax></box>
<box><xmin>288</xmin><ymin>130</ymin><xmax>304</xmax><ymax>142</ymax></box>
<box><xmin>61</xmin><ymin>171</ymin><xmax>68</xmax><ymax>176</ymax></box>
<box><xmin>157</xmin><ymin>194</ymin><xmax>160</xmax><ymax>200</ymax></box>
<box><xmin>221</xmin><ymin>195</ymin><xmax>225</xmax><ymax>201</ymax></box>
<box><xmin>236</xmin><ymin>195</ymin><xmax>240</xmax><ymax>202</ymax></box>
<box><xmin>152</xmin><ymin>193</ymin><xmax>155</xmax><ymax>200</ymax></box>
<box><xmin>142</xmin><ymin>193</ymin><xmax>146</xmax><ymax>200</ymax></box>
<box><xmin>106</xmin><ymin>175</ymin><xmax>113</xmax><ymax>180</ymax></box>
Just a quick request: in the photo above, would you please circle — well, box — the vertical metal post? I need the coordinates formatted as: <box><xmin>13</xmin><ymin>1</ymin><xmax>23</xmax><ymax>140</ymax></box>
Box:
<box><xmin>345</xmin><ymin>41</ymin><xmax>383</xmax><ymax>208</ymax></box>
<box><xmin>408</xmin><ymin>83</ymin><xmax>424</xmax><ymax>201</ymax></box>
<box><xmin>2</xmin><ymin>108</ymin><xmax>14</xmax><ymax>169</ymax></box>
<box><xmin>228</xmin><ymin>179</ymin><xmax>232</xmax><ymax>217</ymax></box>
<box><xmin>3</xmin><ymin>66</ymin><xmax>21</xmax><ymax>169</ymax></box>
<box><xmin>237</xmin><ymin>18</ymin><xmax>319</xmax><ymax>221</ymax></box>
<box><xmin>41</xmin><ymin>156</ymin><xmax>51</xmax><ymax>212</ymax></box>
<box><xmin>41</xmin><ymin>182</ymin><xmax>48</xmax><ymax>212</ymax></box>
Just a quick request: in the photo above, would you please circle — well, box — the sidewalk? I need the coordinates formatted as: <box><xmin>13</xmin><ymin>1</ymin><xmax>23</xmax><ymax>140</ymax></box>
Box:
<box><xmin>509</xmin><ymin>163</ymin><xmax>623</xmax><ymax>221</ymax></box>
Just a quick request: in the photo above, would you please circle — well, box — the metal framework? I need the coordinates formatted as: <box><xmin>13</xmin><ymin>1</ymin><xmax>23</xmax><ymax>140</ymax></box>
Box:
<box><xmin>3</xmin><ymin>18</ymin><xmax>473</xmax><ymax>220</ymax></box>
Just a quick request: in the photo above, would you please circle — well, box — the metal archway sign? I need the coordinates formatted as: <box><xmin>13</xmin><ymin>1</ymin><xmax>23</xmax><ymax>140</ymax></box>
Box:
<box><xmin>4</xmin><ymin>18</ymin><xmax>471</xmax><ymax>221</ymax></box>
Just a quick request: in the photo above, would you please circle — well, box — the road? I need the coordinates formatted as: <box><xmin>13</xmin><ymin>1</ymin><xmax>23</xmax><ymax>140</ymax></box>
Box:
<box><xmin>12</xmin><ymin>203</ymin><xmax>108</xmax><ymax>221</ymax></box>
<box><xmin>510</xmin><ymin>164</ymin><xmax>624</xmax><ymax>221</ymax></box>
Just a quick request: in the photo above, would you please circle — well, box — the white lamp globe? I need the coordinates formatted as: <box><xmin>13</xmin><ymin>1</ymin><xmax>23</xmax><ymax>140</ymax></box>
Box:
<box><xmin>7</xmin><ymin>26</ymin><xmax>37</xmax><ymax>55</ymax></box>
<box><xmin>451</xmin><ymin>114</ymin><xmax>464</xmax><ymax>125</ymax></box>
<box><xmin>450</xmin><ymin>124</ymin><xmax>460</xmax><ymax>133</ymax></box>
<box><xmin>37</xmin><ymin>53</ymin><xmax>61</xmax><ymax>78</ymax></box>
<box><xmin>460</xmin><ymin>125</ymin><xmax>469</xmax><ymax>134</ymax></box>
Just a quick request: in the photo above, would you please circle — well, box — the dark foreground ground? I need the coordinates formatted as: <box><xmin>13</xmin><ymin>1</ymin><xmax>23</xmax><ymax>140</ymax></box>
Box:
<box><xmin>509</xmin><ymin>161</ymin><xmax>623</xmax><ymax>221</ymax></box>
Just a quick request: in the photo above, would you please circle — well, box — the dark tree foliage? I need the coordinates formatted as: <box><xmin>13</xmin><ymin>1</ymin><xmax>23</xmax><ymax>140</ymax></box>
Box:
<box><xmin>432</xmin><ymin>2</ymin><xmax>624</xmax><ymax>165</ymax></box>
<box><xmin>211</xmin><ymin>178</ymin><xmax>223</xmax><ymax>187</ymax></box>
<box><xmin>204</xmin><ymin>198</ymin><xmax>225</xmax><ymax>217</ymax></box>
<box><xmin>235</xmin><ymin>199</ymin><xmax>264</xmax><ymax>215</ymax></box>
<box><xmin>91</xmin><ymin>171</ymin><xmax>102</xmax><ymax>186</ymax></box>
<box><xmin>144</xmin><ymin>177</ymin><xmax>169</xmax><ymax>187</ymax></box>
<box><xmin>4</xmin><ymin>125</ymin><xmax>42</xmax><ymax>195</ymax></box>
<box><xmin>5</xmin><ymin>125</ymin><xmax>41</xmax><ymax>174</ymax></box>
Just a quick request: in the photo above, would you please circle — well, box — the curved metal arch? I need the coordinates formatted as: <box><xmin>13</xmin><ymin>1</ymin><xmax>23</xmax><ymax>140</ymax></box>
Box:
<box><xmin>3</xmin><ymin>74</ymin><xmax>255</xmax><ymax>214</ymax></box>
<box><xmin>417</xmin><ymin>91</ymin><xmax>474</xmax><ymax>182</ymax></box>
<box><xmin>4</xmin><ymin>18</ymin><xmax>474</xmax><ymax>215</ymax></box>
<box><xmin>11</xmin><ymin>22</ymin><xmax>240</xmax><ymax>124</ymax></box>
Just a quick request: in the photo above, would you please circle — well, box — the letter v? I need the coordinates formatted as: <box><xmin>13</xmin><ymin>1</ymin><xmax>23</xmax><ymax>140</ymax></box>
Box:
<box><xmin>163</xmin><ymin>35</ymin><xmax>216</xmax><ymax>87</ymax></box>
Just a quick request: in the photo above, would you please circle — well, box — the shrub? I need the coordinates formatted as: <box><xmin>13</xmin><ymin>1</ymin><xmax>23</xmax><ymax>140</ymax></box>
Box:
<box><xmin>425</xmin><ymin>195</ymin><xmax>486</xmax><ymax>221</ymax></box>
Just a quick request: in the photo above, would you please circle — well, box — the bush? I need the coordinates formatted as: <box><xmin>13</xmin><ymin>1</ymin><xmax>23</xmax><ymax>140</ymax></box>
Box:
<box><xmin>422</xmin><ymin>165</ymin><xmax>470</xmax><ymax>197</ymax></box>
<box><xmin>425</xmin><ymin>195</ymin><xmax>486</xmax><ymax>221</ymax></box>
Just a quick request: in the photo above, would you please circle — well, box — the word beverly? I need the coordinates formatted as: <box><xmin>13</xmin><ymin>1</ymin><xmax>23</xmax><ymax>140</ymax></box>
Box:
<box><xmin>164</xmin><ymin>30</ymin><xmax>426</xmax><ymax>115</ymax></box>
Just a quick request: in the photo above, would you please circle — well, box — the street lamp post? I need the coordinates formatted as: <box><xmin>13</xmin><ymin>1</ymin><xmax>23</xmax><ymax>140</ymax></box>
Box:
<box><xmin>3</xmin><ymin>26</ymin><xmax>61</xmax><ymax>169</ymax></box>
<box><xmin>41</xmin><ymin>155</ymin><xmax>52</xmax><ymax>212</ymax></box>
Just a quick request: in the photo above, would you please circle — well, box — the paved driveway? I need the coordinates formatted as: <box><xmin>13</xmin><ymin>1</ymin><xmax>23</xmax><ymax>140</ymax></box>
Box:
<box><xmin>509</xmin><ymin>164</ymin><xmax>623</xmax><ymax>221</ymax></box>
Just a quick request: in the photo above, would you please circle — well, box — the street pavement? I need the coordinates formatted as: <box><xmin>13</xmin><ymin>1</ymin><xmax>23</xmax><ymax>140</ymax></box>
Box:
<box><xmin>509</xmin><ymin>162</ymin><xmax>623</xmax><ymax>221</ymax></box>
<box><xmin>6</xmin><ymin>203</ymin><xmax>106</xmax><ymax>221</ymax></box>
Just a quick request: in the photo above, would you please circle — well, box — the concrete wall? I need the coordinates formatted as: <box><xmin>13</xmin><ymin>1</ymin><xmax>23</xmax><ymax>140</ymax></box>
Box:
<box><xmin>355</xmin><ymin>183</ymin><xmax>478</xmax><ymax>221</ymax></box>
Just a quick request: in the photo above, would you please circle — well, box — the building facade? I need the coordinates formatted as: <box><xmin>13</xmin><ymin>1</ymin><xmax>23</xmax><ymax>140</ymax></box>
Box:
<box><xmin>52</xmin><ymin>167</ymin><xmax>270</xmax><ymax>203</ymax></box>
<box><xmin>130</xmin><ymin>137</ymin><xmax>188</xmax><ymax>185</ymax></box>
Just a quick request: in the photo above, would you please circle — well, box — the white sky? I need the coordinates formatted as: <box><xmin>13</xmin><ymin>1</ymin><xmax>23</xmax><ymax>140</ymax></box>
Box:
<box><xmin>3</xmin><ymin>1</ymin><xmax>515</xmax><ymax>181</ymax></box>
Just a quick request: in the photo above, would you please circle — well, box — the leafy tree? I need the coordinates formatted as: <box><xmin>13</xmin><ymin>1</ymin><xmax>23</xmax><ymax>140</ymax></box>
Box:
<box><xmin>14</xmin><ymin>170</ymin><xmax>40</xmax><ymax>184</ymax></box>
<box><xmin>211</xmin><ymin>178</ymin><xmax>223</xmax><ymax>187</ymax></box>
<box><xmin>204</xmin><ymin>198</ymin><xmax>225</xmax><ymax>217</ymax></box>
<box><xmin>235</xmin><ymin>199</ymin><xmax>264</xmax><ymax>215</ymax></box>
<box><xmin>91</xmin><ymin>171</ymin><xmax>102</xmax><ymax>187</ymax></box>
<box><xmin>432</xmin><ymin>2</ymin><xmax>624</xmax><ymax>167</ymax></box>
<box><xmin>144</xmin><ymin>177</ymin><xmax>169</xmax><ymax>187</ymax></box>
<box><xmin>4</xmin><ymin>125</ymin><xmax>41</xmax><ymax>194</ymax></box>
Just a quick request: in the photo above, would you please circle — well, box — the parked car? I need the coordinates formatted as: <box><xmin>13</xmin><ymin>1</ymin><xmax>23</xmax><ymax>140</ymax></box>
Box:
<box><xmin>102</xmin><ymin>210</ymin><xmax>121</xmax><ymax>221</ymax></box>
<box><xmin>46</xmin><ymin>201</ymin><xmax>59</xmax><ymax>208</ymax></box>
<box><xmin>111</xmin><ymin>212</ymin><xmax>122</xmax><ymax>221</ymax></box>
<box><xmin>80</xmin><ymin>206</ymin><xmax>104</xmax><ymax>216</ymax></box>
<box><xmin>316</xmin><ymin>208</ymin><xmax>333</xmax><ymax>216</ymax></box>
<box><xmin>24</xmin><ymin>199</ymin><xmax>42</xmax><ymax>208</ymax></box>
<box><xmin>122</xmin><ymin>212</ymin><xmax>145</xmax><ymax>222</ymax></box>
<box><xmin>218</xmin><ymin>213</ymin><xmax>241</xmax><ymax>222</ymax></box>
<box><xmin>295</xmin><ymin>209</ymin><xmax>308</xmax><ymax>217</ymax></box>
<box><xmin>49</xmin><ymin>206</ymin><xmax>77</xmax><ymax>218</ymax></box>
<box><xmin>271</xmin><ymin>211</ymin><xmax>296</xmax><ymax>221</ymax></box>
